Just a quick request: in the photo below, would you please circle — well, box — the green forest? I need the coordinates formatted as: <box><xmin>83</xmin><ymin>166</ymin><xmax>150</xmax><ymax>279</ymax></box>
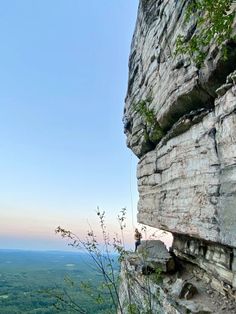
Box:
<box><xmin>0</xmin><ymin>250</ymin><xmax>118</xmax><ymax>314</ymax></box>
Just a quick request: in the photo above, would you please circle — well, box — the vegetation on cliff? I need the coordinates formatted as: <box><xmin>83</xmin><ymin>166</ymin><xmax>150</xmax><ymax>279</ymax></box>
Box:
<box><xmin>133</xmin><ymin>98</ymin><xmax>164</xmax><ymax>144</ymax></box>
<box><xmin>0</xmin><ymin>250</ymin><xmax>114</xmax><ymax>314</ymax></box>
<box><xmin>176</xmin><ymin>0</ymin><xmax>235</xmax><ymax>66</ymax></box>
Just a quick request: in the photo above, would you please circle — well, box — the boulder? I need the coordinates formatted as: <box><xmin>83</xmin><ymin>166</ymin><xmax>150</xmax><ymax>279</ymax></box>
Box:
<box><xmin>137</xmin><ymin>240</ymin><xmax>175</xmax><ymax>273</ymax></box>
<box><xmin>172</xmin><ymin>278</ymin><xmax>198</xmax><ymax>300</ymax></box>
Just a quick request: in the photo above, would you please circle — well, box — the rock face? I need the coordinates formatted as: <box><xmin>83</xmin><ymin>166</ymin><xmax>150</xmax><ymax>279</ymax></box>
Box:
<box><xmin>137</xmin><ymin>83</ymin><xmax>236</xmax><ymax>248</ymax></box>
<box><xmin>124</xmin><ymin>0</ymin><xmax>236</xmax><ymax>158</ymax></box>
<box><xmin>173</xmin><ymin>234</ymin><xmax>236</xmax><ymax>294</ymax></box>
<box><xmin>124</xmin><ymin>0</ymin><xmax>236</xmax><ymax>252</ymax></box>
<box><xmin>121</xmin><ymin>0</ymin><xmax>236</xmax><ymax>312</ymax></box>
<box><xmin>118</xmin><ymin>243</ymin><xmax>236</xmax><ymax>314</ymax></box>
<box><xmin>138</xmin><ymin>240</ymin><xmax>175</xmax><ymax>272</ymax></box>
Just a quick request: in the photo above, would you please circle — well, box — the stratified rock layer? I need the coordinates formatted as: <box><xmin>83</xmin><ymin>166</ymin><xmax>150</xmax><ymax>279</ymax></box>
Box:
<box><xmin>124</xmin><ymin>0</ymin><xmax>236</xmax><ymax>248</ymax></box>
<box><xmin>118</xmin><ymin>241</ymin><xmax>236</xmax><ymax>314</ymax></box>
<box><xmin>137</xmin><ymin>84</ymin><xmax>236</xmax><ymax>248</ymax></box>
<box><xmin>173</xmin><ymin>234</ymin><xmax>236</xmax><ymax>293</ymax></box>
<box><xmin>124</xmin><ymin>0</ymin><xmax>236</xmax><ymax>157</ymax></box>
<box><xmin>122</xmin><ymin>0</ymin><xmax>236</xmax><ymax>312</ymax></box>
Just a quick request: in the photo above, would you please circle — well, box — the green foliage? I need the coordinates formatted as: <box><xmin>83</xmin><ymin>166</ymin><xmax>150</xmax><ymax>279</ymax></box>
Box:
<box><xmin>56</xmin><ymin>208</ymin><xmax>166</xmax><ymax>314</ymax></box>
<box><xmin>175</xmin><ymin>0</ymin><xmax>236</xmax><ymax>66</ymax></box>
<box><xmin>0</xmin><ymin>250</ymin><xmax>114</xmax><ymax>313</ymax></box>
<box><xmin>56</xmin><ymin>208</ymin><xmax>131</xmax><ymax>313</ymax></box>
<box><xmin>134</xmin><ymin>98</ymin><xmax>156</xmax><ymax>126</ymax></box>
<box><xmin>150</xmin><ymin>267</ymin><xmax>162</xmax><ymax>285</ymax></box>
<box><xmin>0</xmin><ymin>213</ymin><xmax>166</xmax><ymax>314</ymax></box>
<box><xmin>133</xmin><ymin>98</ymin><xmax>164</xmax><ymax>143</ymax></box>
<box><xmin>127</xmin><ymin>303</ymin><xmax>138</xmax><ymax>314</ymax></box>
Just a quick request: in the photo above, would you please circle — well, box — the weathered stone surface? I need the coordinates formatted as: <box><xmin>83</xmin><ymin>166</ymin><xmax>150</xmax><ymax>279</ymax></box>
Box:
<box><xmin>173</xmin><ymin>234</ymin><xmax>236</xmax><ymax>291</ymax></box>
<box><xmin>125</xmin><ymin>240</ymin><xmax>175</xmax><ymax>275</ymax></box>
<box><xmin>227</xmin><ymin>70</ymin><xmax>236</xmax><ymax>85</ymax></box>
<box><xmin>137</xmin><ymin>85</ymin><xmax>236</xmax><ymax>248</ymax></box>
<box><xmin>118</xmin><ymin>255</ymin><xmax>236</xmax><ymax>314</ymax></box>
<box><xmin>137</xmin><ymin>240</ymin><xmax>175</xmax><ymax>272</ymax></box>
<box><xmin>172</xmin><ymin>278</ymin><xmax>198</xmax><ymax>300</ymax></box>
<box><xmin>124</xmin><ymin>0</ymin><xmax>236</xmax><ymax>157</ymax></box>
<box><xmin>120</xmin><ymin>1</ymin><xmax>236</xmax><ymax>312</ymax></box>
<box><xmin>179</xmin><ymin>301</ymin><xmax>212</xmax><ymax>314</ymax></box>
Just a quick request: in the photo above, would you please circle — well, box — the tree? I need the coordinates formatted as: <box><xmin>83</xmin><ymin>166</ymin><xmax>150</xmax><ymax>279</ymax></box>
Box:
<box><xmin>54</xmin><ymin>208</ymin><xmax>164</xmax><ymax>314</ymax></box>
<box><xmin>54</xmin><ymin>208</ymin><xmax>131</xmax><ymax>313</ymax></box>
<box><xmin>176</xmin><ymin>0</ymin><xmax>236</xmax><ymax>66</ymax></box>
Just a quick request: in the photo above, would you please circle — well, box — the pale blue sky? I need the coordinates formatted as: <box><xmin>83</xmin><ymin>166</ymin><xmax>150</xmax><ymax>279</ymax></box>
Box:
<box><xmin>0</xmin><ymin>0</ymin><xmax>139</xmax><ymax>250</ymax></box>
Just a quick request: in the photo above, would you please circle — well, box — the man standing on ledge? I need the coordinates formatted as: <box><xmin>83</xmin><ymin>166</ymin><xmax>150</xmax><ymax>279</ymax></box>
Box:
<box><xmin>134</xmin><ymin>228</ymin><xmax>142</xmax><ymax>252</ymax></box>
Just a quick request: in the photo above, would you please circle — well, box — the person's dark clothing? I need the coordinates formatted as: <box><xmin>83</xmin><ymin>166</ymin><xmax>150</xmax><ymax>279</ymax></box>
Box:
<box><xmin>134</xmin><ymin>229</ymin><xmax>142</xmax><ymax>252</ymax></box>
<box><xmin>135</xmin><ymin>239</ymin><xmax>141</xmax><ymax>252</ymax></box>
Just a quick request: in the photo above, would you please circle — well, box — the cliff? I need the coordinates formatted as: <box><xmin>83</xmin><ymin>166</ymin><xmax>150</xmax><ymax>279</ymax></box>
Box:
<box><xmin>121</xmin><ymin>0</ymin><xmax>236</xmax><ymax>313</ymax></box>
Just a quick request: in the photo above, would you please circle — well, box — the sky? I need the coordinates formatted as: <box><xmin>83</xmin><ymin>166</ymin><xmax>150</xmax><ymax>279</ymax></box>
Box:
<box><xmin>0</xmin><ymin>0</ymin><xmax>142</xmax><ymax>251</ymax></box>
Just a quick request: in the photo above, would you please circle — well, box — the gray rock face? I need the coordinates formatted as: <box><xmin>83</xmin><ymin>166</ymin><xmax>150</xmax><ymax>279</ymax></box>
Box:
<box><xmin>124</xmin><ymin>240</ymin><xmax>175</xmax><ymax>276</ymax></box>
<box><xmin>137</xmin><ymin>240</ymin><xmax>175</xmax><ymax>272</ymax></box>
<box><xmin>137</xmin><ymin>84</ymin><xmax>236</xmax><ymax>247</ymax></box>
<box><xmin>173</xmin><ymin>234</ymin><xmax>236</xmax><ymax>291</ymax></box>
<box><xmin>138</xmin><ymin>239</ymin><xmax>170</xmax><ymax>259</ymax></box>
<box><xmin>171</xmin><ymin>279</ymin><xmax>198</xmax><ymax>300</ymax></box>
<box><xmin>124</xmin><ymin>0</ymin><xmax>236</xmax><ymax>158</ymax></box>
<box><xmin>121</xmin><ymin>0</ymin><xmax>236</xmax><ymax>312</ymax></box>
<box><xmin>118</xmin><ymin>255</ymin><xmax>231</xmax><ymax>314</ymax></box>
